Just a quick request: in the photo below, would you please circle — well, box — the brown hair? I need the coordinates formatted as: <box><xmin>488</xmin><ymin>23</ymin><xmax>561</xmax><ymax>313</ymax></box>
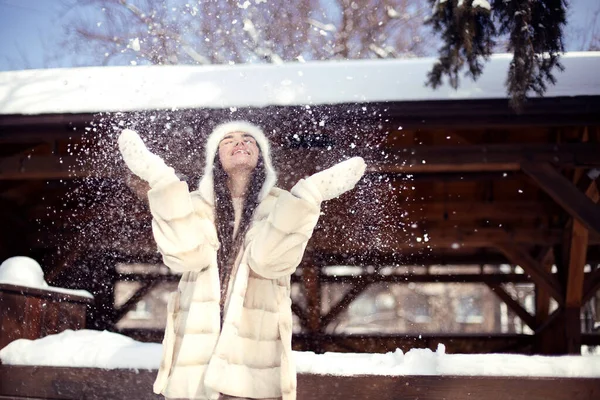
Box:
<box><xmin>213</xmin><ymin>153</ymin><xmax>266</xmax><ymax>307</ymax></box>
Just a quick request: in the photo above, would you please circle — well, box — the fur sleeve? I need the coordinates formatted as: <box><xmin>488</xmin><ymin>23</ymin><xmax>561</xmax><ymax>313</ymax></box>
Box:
<box><xmin>147</xmin><ymin>181</ymin><xmax>219</xmax><ymax>273</ymax></box>
<box><xmin>246</xmin><ymin>183</ymin><xmax>321</xmax><ymax>279</ymax></box>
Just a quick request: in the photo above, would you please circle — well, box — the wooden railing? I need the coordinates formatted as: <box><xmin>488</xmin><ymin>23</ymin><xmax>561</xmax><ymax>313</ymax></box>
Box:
<box><xmin>1</xmin><ymin>365</ymin><xmax>599</xmax><ymax>400</ymax></box>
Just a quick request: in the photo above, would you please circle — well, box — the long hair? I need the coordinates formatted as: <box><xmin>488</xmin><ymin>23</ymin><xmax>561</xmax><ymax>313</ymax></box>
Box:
<box><xmin>213</xmin><ymin>153</ymin><xmax>266</xmax><ymax>306</ymax></box>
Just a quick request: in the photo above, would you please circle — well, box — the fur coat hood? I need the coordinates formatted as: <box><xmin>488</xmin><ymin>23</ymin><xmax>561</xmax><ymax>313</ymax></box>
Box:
<box><xmin>197</xmin><ymin>120</ymin><xmax>278</xmax><ymax>205</ymax></box>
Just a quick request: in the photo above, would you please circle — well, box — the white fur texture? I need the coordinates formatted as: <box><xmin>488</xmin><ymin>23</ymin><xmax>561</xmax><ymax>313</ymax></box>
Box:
<box><xmin>198</xmin><ymin>121</ymin><xmax>277</xmax><ymax>204</ymax></box>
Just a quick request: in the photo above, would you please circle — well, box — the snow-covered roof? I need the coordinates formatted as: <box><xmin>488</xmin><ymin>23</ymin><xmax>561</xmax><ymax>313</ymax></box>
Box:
<box><xmin>0</xmin><ymin>52</ymin><xmax>599</xmax><ymax>116</ymax></box>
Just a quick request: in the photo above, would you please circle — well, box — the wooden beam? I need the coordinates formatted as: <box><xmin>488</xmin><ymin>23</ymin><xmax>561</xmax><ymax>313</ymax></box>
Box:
<box><xmin>0</xmin><ymin>155</ymin><xmax>97</xmax><ymax>180</ymax></box>
<box><xmin>401</xmin><ymin>201</ymin><xmax>553</xmax><ymax>221</ymax></box>
<box><xmin>33</xmin><ymin>200</ymin><xmax>555</xmax><ymax>226</ymax></box>
<box><xmin>310</xmin><ymin>227</ymin><xmax>573</xmax><ymax>255</ymax></box>
<box><xmin>494</xmin><ymin>241</ymin><xmax>564</xmax><ymax>305</ymax></box>
<box><xmin>565</xmin><ymin>221</ymin><xmax>590</xmax><ymax>308</ymax></box>
<box><xmin>2</xmin><ymin>143</ymin><xmax>600</xmax><ymax>180</ymax></box>
<box><xmin>118</xmin><ymin>327</ymin><xmax>534</xmax><ymax>353</ymax></box>
<box><xmin>535</xmin><ymin>248</ymin><xmax>554</xmax><ymax>326</ymax></box>
<box><xmin>487</xmin><ymin>283</ymin><xmax>537</xmax><ymax>331</ymax></box>
<box><xmin>368</xmin><ymin>143</ymin><xmax>600</xmax><ymax>174</ymax></box>
<box><xmin>563</xmin><ymin>178</ymin><xmax>599</xmax><ymax>353</ymax></box>
<box><xmin>112</xmin><ymin>280</ymin><xmax>159</xmax><ymax>323</ymax></box>
<box><xmin>290</xmin><ymin>272</ymin><xmax>598</xmax><ymax>285</ymax></box>
<box><xmin>292</xmin><ymin>333</ymin><xmax>533</xmax><ymax>354</ymax></box>
<box><xmin>521</xmin><ymin>162</ymin><xmax>600</xmax><ymax>235</ymax></box>
<box><xmin>320</xmin><ymin>281</ymin><xmax>371</xmax><ymax>329</ymax></box>
<box><xmin>302</xmin><ymin>261</ymin><xmax>322</xmax><ymax>335</ymax></box>
<box><xmin>316</xmin><ymin>251</ymin><xmax>511</xmax><ymax>267</ymax></box>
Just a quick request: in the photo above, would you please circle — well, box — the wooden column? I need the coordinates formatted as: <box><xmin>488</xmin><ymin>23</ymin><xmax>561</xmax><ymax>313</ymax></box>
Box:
<box><xmin>565</xmin><ymin>181</ymin><xmax>599</xmax><ymax>353</ymax></box>
<box><xmin>85</xmin><ymin>254</ymin><xmax>118</xmax><ymax>331</ymax></box>
<box><xmin>535</xmin><ymin>179</ymin><xmax>599</xmax><ymax>354</ymax></box>
<box><xmin>535</xmin><ymin>248</ymin><xmax>554</xmax><ymax>326</ymax></box>
<box><xmin>302</xmin><ymin>260</ymin><xmax>323</xmax><ymax>352</ymax></box>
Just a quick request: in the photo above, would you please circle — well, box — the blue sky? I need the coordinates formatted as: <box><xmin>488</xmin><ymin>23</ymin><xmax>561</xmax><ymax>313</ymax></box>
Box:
<box><xmin>0</xmin><ymin>0</ymin><xmax>598</xmax><ymax>71</ymax></box>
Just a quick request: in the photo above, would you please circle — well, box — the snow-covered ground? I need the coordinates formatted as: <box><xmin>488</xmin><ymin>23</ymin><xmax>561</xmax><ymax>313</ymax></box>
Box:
<box><xmin>1</xmin><ymin>329</ymin><xmax>599</xmax><ymax>377</ymax></box>
<box><xmin>0</xmin><ymin>52</ymin><xmax>599</xmax><ymax>115</ymax></box>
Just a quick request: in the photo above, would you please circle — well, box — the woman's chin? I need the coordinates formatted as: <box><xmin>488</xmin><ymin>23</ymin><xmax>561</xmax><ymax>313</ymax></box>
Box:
<box><xmin>225</xmin><ymin>163</ymin><xmax>258</xmax><ymax>175</ymax></box>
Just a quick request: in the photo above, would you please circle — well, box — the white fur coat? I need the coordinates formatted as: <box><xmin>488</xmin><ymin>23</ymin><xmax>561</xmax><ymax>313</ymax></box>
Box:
<box><xmin>147</xmin><ymin>179</ymin><xmax>322</xmax><ymax>400</ymax></box>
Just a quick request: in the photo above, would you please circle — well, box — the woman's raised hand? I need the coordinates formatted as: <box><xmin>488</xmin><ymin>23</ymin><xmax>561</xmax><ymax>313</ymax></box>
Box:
<box><xmin>118</xmin><ymin>129</ymin><xmax>178</xmax><ymax>188</ymax></box>
<box><xmin>305</xmin><ymin>156</ymin><xmax>366</xmax><ymax>201</ymax></box>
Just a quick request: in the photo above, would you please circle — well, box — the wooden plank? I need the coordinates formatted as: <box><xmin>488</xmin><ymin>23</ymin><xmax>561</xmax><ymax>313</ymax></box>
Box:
<box><xmin>2</xmin><ymin>365</ymin><xmax>599</xmax><ymax>400</ymax></box>
<box><xmin>0</xmin><ymin>365</ymin><xmax>162</xmax><ymax>400</ymax></box>
<box><xmin>521</xmin><ymin>162</ymin><xmax>600</xmax><ymax>235</ymax></box>
<box><xmin>487</xmin><ymin>283</ymin><xmax>537</xmax><ymax>331</ymax></box>
<box><xmin>298</xmin><ymin>374</ymin><xmax>600</xmax><ymax>400</ymax></box>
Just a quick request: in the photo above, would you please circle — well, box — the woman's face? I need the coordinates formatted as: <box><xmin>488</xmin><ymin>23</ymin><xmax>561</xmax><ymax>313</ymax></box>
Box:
<box><xmin>218</xmin><ymin>131</ymin><xmax>259</xmax><ymax>176</ymax></box>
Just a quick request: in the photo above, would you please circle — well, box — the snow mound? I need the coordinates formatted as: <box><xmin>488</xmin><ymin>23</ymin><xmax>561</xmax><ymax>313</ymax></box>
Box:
<box><xmin>0</xmin><ymin>329</ymin><xmax>161</xmax><ymax>370</ymax></box>
<box><xmin>1</xmin><ymin>329</ymin><xmax>599</xmax><ymax>377</ymax></box>
<box><xmin>0</xmin><ymin>256</ymin><xmax>47</xmax><ymax>287</ymax></box>
<box><xmin>0</xmin><ymin>256</ymin><xmax>93</xmax><ymax>299</ymax></box>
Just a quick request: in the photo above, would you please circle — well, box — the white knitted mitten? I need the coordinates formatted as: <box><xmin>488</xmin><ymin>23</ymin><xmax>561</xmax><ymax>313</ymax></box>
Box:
<box><xmin>118</xmin><ymin>129</ymin><xmax>178</xmax><ymax>188</ymax></box>
<box><xmin>304</xmin><ymin>156</ymin><xmax>366</xmax><ymax>201</ymax></box>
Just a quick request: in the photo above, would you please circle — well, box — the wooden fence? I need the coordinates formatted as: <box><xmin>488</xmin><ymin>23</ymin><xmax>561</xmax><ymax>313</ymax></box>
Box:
<box><xmin>0</xmin><ymin>365</ymin><xmax>599</xmax><ymax>400</ymax></box>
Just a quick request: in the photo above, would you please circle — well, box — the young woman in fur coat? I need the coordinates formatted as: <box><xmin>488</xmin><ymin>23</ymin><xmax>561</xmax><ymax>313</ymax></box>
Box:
<box><xmin>118</xmin><ymin>121</ymin><xmax>365</xmax><ymax>400</ymax></box>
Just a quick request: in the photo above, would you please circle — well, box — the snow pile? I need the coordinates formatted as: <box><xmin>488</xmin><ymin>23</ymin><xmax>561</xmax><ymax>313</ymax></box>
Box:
<box><xmin>0</xmin><ymin>256</ymin><xmax>93</xmax><ymax>299</ymax></box>
<box><xmin>0</xmin><ymin>329</ymin><xmax>161</xmax><ymax>370</ymax></box>
<box><xmin>296</xmin><ymin>345</ymin><xmax>600</xmax><ymax>377</ymax></box>
<box><xmin>1</xmin><ymin>329</ymin><xmax>599</xmax><ymax>377</ymax></box>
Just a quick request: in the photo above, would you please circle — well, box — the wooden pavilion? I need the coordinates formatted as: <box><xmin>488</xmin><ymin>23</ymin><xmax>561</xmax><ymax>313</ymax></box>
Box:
<box><xmin>0</xmin><ymin>53</ymin><xmax>599</xmax><ymax>357</ymax></box>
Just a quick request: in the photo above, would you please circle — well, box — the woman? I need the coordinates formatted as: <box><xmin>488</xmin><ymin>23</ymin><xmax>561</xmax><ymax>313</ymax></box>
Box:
<box><xmin>118</xmin><ymin>121</ymin><xmax>365</xmax><ymax>400</ymax></box>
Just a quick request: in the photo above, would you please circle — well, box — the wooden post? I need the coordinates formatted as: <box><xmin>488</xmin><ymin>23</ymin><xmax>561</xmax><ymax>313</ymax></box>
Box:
<box><xmin>85</xmin><ymin>254</ymin><xmax>117</xmax><ymax>331</ymax></box>
<box><xmin>302</xmin><ymin>261</ymin><xmax>322</xmax><ymax>352</ymax></box>
<box><xmin>535</xmin><ymin>248</ymin><xmax>554</xmax><ymax>326</ymax></box>
<box><xmin>535</xmin><ymin>179</ymin><xmax>599</xmax><ymax>354</ymax></box>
